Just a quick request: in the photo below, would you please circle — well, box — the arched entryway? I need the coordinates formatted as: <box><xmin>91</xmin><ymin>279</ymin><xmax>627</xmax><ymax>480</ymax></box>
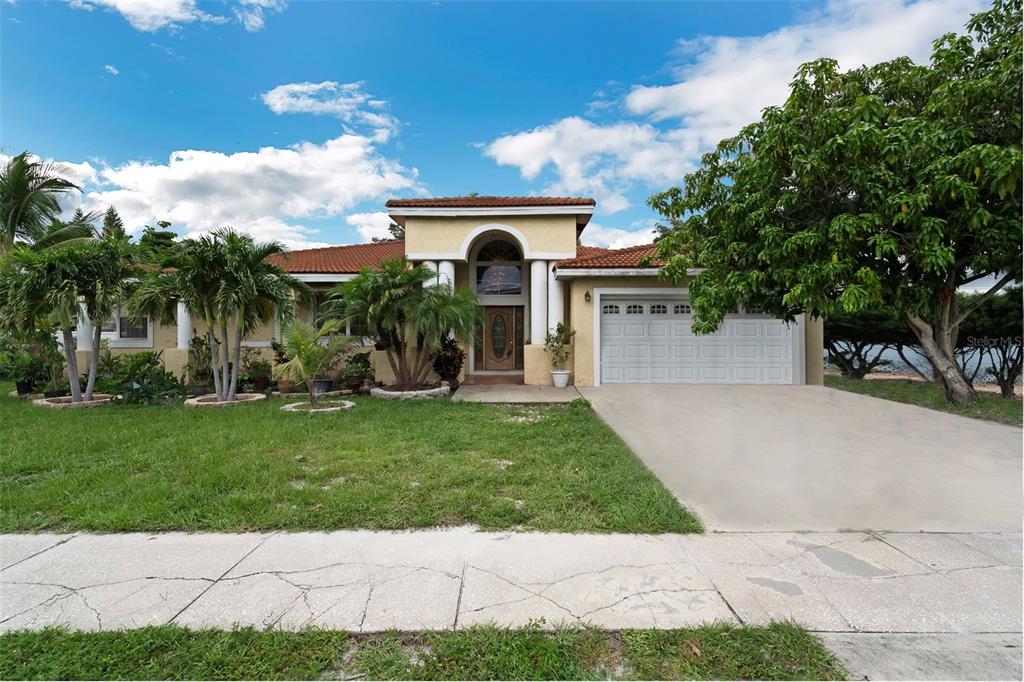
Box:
<box><xmin>469</xmin><ymin>235</ymin><xmax>527</xmax><ymax>375</ymax></box>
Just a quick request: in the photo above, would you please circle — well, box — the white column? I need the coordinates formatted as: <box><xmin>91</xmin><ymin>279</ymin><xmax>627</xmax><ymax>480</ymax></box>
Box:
<box><xmin>547</xmin><ymin>266</ymin><xmax>565</xmax><ymax>332</ymax></box>
<box><xmin>421</xmin><ymin>260</ymin><xmax>439</xmax><ymax>286</ymax></box>
<box><xmin>437</xmin><ymin>260</ymin><xmax>455</xmax><ymax>289</ymax></box>
<box><xmin>76</xmin><ymin>304</ymin><xmax>92</xmax><ymax>350</ymax></box>
<box><xmin>529</xmin><ymin>260</ymin><xmax>548</xmax><ymax>345</ymax></box>
<box><xmin>176</xmin><ymin>300</ymin><xmax>192</xmax><ymax>349</ymax></box>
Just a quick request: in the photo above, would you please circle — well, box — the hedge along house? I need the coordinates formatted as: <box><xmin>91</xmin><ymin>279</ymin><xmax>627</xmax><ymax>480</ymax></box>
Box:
<box><xmin>72</xmin><ymin>196</ymin><xmax>824</xmax><ymax>387</ymax></box>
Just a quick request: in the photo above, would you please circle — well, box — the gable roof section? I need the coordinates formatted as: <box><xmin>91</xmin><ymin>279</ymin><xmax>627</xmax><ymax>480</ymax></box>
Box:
<box><xmin>386</xmin><ymin>196</ymin><xmax>595</xmax><ymax>208</ymax></box>
<box><xmin>556</xmin><ymin>243</ymin><xmax>663</xmax><ymax>269</ymax></box>
<box><xmin>267</xmin><ymin>240</ymin><xmax>405</xmax><ymax>274</ymax></box>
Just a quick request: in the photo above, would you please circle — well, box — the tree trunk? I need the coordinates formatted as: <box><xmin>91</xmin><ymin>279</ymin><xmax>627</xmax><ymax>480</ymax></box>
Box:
<box><xmin>895</xmin><ymin>345</ymin><xmax>931</xmax><ymax>382</ymax></box>
<box><xmin>61</xmin><ymin>328</ymin><xmax>83</xmax><ymax>403</ymax></box>
<box><xmin>228</xmin><ymin>308</ymin><xmax>244</xmax><ymax>401</ymax></box>
<box><xmin>220</xmin><ymin>320</ymin><xmax>230</xmax><ymax>401</ymax></box>
<box><xmin>907</xmin><ymin>313</ymin><xmax>978</xmax><ymax>404</ymax></box>
<box><xmin>84</xmin><ymin>324</ymin><xmax>102</xmax><ymax>401</ymax></box>
<box><xmin>204</xmin><ymin>306</ymin><xmax>222</xmax><ymax>400</ymax></box>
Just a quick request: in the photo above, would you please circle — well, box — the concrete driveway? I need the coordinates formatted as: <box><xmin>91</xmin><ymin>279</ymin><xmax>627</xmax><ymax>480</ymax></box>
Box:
<box><xmin>579</xmin><ymin>385</ymin><xmax>1022</xmax><ymax>532</ymax></box>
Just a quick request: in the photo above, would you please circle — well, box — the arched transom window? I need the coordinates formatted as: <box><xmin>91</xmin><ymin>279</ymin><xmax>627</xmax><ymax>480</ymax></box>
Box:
<box><xmin>474</xmin><ymin>240</ymin><xmax>522</xmax><ymax>295</ymax></box>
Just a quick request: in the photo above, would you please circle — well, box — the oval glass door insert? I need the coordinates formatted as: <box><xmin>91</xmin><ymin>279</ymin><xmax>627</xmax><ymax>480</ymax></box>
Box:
<box><xmin>491</xmin><ymin>315</ymin><xmax>507</xmax><ymax>357</ymax></box>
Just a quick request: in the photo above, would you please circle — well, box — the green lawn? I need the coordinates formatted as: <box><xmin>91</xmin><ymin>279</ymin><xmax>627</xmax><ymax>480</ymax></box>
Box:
<box><xmin>0</xmin><ymin>624</ymin><xmax>845</xmax><ymax>681</ymax></box>
<box><xmin>0</xmin><ymin>387</ymin><xmax>700</xmax><ymax>533</ymax></box>
<box><xmin>825</xmin><ymin>375</ymin><xmax>1023</xmax><ymax>427</ymax></box>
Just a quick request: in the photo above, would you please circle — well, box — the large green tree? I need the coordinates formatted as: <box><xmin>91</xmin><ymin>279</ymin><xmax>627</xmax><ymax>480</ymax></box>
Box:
<box><xmin>130</xmin><ymin>229</ymin><xmax>307</xmax><ymax>401</ymax></box>
<box><xmin>650</xmin><ymin>0</ymin><xmax>1022</xmax><ymax>403</ymax></box>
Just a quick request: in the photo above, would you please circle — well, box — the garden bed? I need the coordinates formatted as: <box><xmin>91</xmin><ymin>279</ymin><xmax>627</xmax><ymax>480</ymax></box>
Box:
<box><xmin>183</xmin><ymin>393</ymin><xmax>267</xmax><ymax>408</ymax></box>
<box><xmin>370</xmin><ymin>385</ymin><xmax>450</xmax><ymax>400</ymax></box>
<box><xmin>32</xmin><ymin>394</ymin><xmax>114</xmax><ymax>409</ymax></box>
<box><xmin>280</xmin><ymin>399</ymin><xmax>355</xmax><ymax>413</ymax></box>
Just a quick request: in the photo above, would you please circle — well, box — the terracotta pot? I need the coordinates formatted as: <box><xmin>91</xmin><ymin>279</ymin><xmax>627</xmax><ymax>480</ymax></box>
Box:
<box><xmin>277</xmin><ymin>380</ymin><xmax>294</xmax><ymax>395</ymax></box>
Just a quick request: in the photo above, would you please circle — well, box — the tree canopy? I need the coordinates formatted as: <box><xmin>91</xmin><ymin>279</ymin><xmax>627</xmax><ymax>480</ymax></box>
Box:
<box><xmin>650</xmin><ymin>0</ymin><xmax>1022</xmax><ymax>403</ymax></box>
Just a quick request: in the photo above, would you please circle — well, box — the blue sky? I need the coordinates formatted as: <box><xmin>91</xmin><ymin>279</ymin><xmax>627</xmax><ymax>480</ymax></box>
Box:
<box><xmin>1</xmin><ymin>0</ymin><xmax>984</xmax><ymax>248</ymax></box>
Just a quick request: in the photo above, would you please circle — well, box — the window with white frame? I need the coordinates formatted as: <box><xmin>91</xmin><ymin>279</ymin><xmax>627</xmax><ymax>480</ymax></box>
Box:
<box><xmin>650</xmin><ymin>304</ymin><xmax>668</xmax><ymax>314</ymax></box>
<box><xmin>101</xmin><ymin>306</ymin><xmax>150</xmax><ymax>344</ymax></box>
<box><xmin>674</xmin><ymin>303</ymin><xmax>692</xmax><ymax>314</ymax></box>
<box><xmin>626</xmin><ymin>304</ymin><xmax>644</xmax><ymax>314</ymax></box>
<box><xmin>602</xmin><ymin>304</ymin><xmax>620</xmax><ymax>314</ymax></box>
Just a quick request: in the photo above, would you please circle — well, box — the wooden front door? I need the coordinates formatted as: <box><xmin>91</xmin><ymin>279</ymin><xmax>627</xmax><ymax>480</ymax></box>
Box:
<box><xmin>483</xmin><ymin>307</ymin><xmax>516</xmax><ymax>370</ymax></box>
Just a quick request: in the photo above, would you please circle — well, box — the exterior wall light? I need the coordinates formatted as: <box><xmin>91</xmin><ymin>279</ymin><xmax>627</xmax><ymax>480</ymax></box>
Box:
<box><xmin>584</xmin><ymin>290</ymin><xmax>591</xmax><ymax>303</ymax></box>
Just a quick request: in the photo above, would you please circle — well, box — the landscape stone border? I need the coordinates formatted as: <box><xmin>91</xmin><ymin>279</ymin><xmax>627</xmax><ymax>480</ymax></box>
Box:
<box><xmin>271</xmin><ymin>388</ymin><xmax>354</xmax><ymax>398</ymax></box>
<box><xmin>184</xmin><ymin>393</ymin><xmax>267</xmax><ymax>408</ymax></box>
<box><xmin>370</xmin><ymin>385</ymin><xmax>450</xmax><ymax>400</ymax></box>
<box><xmin>281</xmin><ymin>399</ymin><xmax>356</xmax><ymax>414</ymax></box>
<box><xmin>32</xmin><ymin>394</ymin><xmax>114</xmax><ymax>409</ymax></box>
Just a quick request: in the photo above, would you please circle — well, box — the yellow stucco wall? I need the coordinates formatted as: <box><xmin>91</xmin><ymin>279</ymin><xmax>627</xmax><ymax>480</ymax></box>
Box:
<box><xmin>404</xmin><ymin>215</ymin><xmax>578</xmax><ymax>259</ymax></box>
<box><xmin>568</xmin><ymin>277</ymin><xmax>825</xmax><ymax>386</ymax></box>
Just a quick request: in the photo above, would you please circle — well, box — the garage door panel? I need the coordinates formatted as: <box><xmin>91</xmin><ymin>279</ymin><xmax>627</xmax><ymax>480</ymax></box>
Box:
<box><xmin>600</xmin><ymin>296</ymin><xmax>799</xmax><ymax>385</ymax></box>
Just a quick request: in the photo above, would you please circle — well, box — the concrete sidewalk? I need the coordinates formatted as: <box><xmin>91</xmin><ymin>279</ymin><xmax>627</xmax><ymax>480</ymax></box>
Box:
<box><xmin>2</xmin><ymin>529</ymin><xmax>1019</xmax><ymax>636</ymax></box>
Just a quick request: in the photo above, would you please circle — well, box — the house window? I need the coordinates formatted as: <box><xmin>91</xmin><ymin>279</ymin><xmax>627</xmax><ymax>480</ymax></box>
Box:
<box><xmin>746</xmin><ymin>305</ymin><xmax>764</xmax><ymax>315</ymax></box>
<box><xmin>674</xmin><ymin>303</ymin><xmax>692</xmax><ymax>315</ymax></box>
<box><xmin>602</xmin><ymin>304</ymin><xmax>620</xmax><ymax>315</ymax></box>
<box><xmin>474</xmin><ymin>240</ymin><xmax>522</xmax><ymax>295</ymax></box>
<box><xmin>100</xmin><ymin>306</ymin><xmax>151</xmax><ymax>346</ymax></box>
<box><xmin>626</xmin><ymin>304</ymin><xmax>644</xmax><ymax>314</ymax></box>
<box><xmin>650</xmin><ymin>304</ymin><xmax>668</xmax><ymax>315</ymax></box>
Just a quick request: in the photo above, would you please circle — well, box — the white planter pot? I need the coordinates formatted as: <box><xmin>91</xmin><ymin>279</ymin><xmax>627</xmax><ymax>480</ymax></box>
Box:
<box><xmin>551</xmin><ymin>370</ymin><xmax>571</xmax><ymax>388</ymax></box>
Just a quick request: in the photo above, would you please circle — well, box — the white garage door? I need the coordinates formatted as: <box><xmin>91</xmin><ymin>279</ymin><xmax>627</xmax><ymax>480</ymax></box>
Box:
<box><xmin>599</xmin><ymin>297</ymin><xmax>800</xmax><ymax>384</ymax></box>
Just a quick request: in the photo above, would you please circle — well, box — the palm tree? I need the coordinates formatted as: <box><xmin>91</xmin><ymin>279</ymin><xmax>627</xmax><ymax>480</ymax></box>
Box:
<box><xmin>0</xmin><ymin>152</ymin><xmax>94</xmax><ymax>252</ymax></box>
<box><xmin>0</xmin><ymin>239</ymin><xmax>133</xmax><ymax>402</ymax></box>
<box><xmin>273</xmin><ymin>320</ymin><xmax>355</xmax><ymax>407</ymax></box>
<box><xmin>130</xmin><ymin>228</ymin><xmax>308</xmax><ymax>401</ymax></box>
<box><xmin>331</xmin><ymin>259</ymin><xmax>481</xmax><ymax>387</ymax></box>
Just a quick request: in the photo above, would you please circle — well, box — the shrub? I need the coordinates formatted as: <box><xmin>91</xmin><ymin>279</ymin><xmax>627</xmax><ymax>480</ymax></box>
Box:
<box><xmin>431</xmin><ymin>338</ymin><xmax>464</xmax><ymax>383</ymax></box>
<box><xmin>114</xmin><ymin>351</ymin><xmax>186</xmax><ymax>405</ymax></box>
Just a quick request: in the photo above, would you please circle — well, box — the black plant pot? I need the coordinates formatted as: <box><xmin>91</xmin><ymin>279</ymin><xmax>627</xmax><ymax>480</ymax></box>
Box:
<box><xmin>14</xmin><ymin>379</ymin><xmax>33</xmax><ymax>396</ymax></box>
<box><xmin>43</xmin><ymin>388</ymin><xmax>67</xmax><ymax>398</ymax></box>
<box><xmin>313</xmin><ymin>379</ymin><xmax>333</xmax><ymax>394</ymax></box>
<box><xmin>187</xmin><ymin>384</ymin><xmax>210</xmax><ymax>397</ymax></box>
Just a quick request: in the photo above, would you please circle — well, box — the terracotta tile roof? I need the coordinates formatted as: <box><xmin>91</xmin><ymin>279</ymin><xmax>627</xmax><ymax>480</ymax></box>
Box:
<box><xmin>267</xmin><ymin>240</ymin><xmax>405</xmax><ymax>274</ymax></box>
<box><xmin>386</xmin><ymin>196</ymin><xmax>596</xmax><ymax>208</ymax></box>
<box><xmin>556</xmin><ymin>243</ymin><xmax>663</xmax><ymax>269</ymax></box>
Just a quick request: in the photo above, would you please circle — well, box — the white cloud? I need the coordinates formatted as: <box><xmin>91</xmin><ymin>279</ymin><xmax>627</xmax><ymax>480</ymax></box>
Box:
<box><xmin>68</xmin><ymin>0</ymin><xmax>286</xmax><ymax>32</ymax></box>
<box><xmin>104</xmin><ymin>64</ymin><xmax>119</xmax><ymax>75</ymax></box>
<box><xmin>68</xmin><ymin>0</ymin><xmax>226</xmax><ymax>32</ymax></box>
<box><xmin>67</xmin><ymin>134</ymin><xmax>420</xmax><ymax>249</ymax></box>
<box><xmin>581</xmin><ymin>222</ymin><xmax>657</xmax><ymax>250</ymax></box>
<box><xmin>625</xmin><ymin>0</ymin><xmax>985</xmax><ymax>149</ymax></box>
<box><xmin>484</xmin><ymin>0</ymin><xmax>984</xmax><ymax>214</ymax></box>
<box><xmin>345</xmin><ymin>212</ymin><xmax>395</xmax><ymax>242</ymax></box>
<box><xmin>485</xmin><ymin>116</ymin><xmax>694</xmax><ymax>214</ymax></box>
<box><xmin>233</xmin><ymin>0</ymin><xmax>286</xmax><ymax>32</ymax></box>
<box><xmin>262</xmin><ymin>81</ymin><xmax>398</xmax><ymax>142</ymax></box>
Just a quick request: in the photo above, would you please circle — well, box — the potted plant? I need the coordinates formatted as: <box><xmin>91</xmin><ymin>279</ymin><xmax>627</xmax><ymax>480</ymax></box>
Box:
<box><xmin>432</xmin><ymin>337</ymin><xmax>465</xmax><ymax>390</ymax></box>
<box><xmin>270</xmin><ymin>340</ymin><xmax>294</xmax><ymax>394</ymax></box>
<box><xmin>544</xmin><ymin>322</ymin><xmax>575</xmax><ymax>388</ymax></box>
<box><xmin>1</xmin><ymin>347</ymin><xmax>42</xmax><ymax>395</ymax></box>
<box><xmin>183</xmin><ymin>335</ymin><xmax>213</xmax><ymax>396</ymax></box>
<box><xmin>245</xmin><ymin>355</ymin><xmax>273</xmax><ymax>392</ymax></box>
<box><xmin>273</xmin><ymin>320</ymin><xmax>355</xmax><ymax>407</ymax></box>
<box><xmin>340</xmin><ymin>352</ymin><xmax>372</xmax><ymax>391</ymax></box>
